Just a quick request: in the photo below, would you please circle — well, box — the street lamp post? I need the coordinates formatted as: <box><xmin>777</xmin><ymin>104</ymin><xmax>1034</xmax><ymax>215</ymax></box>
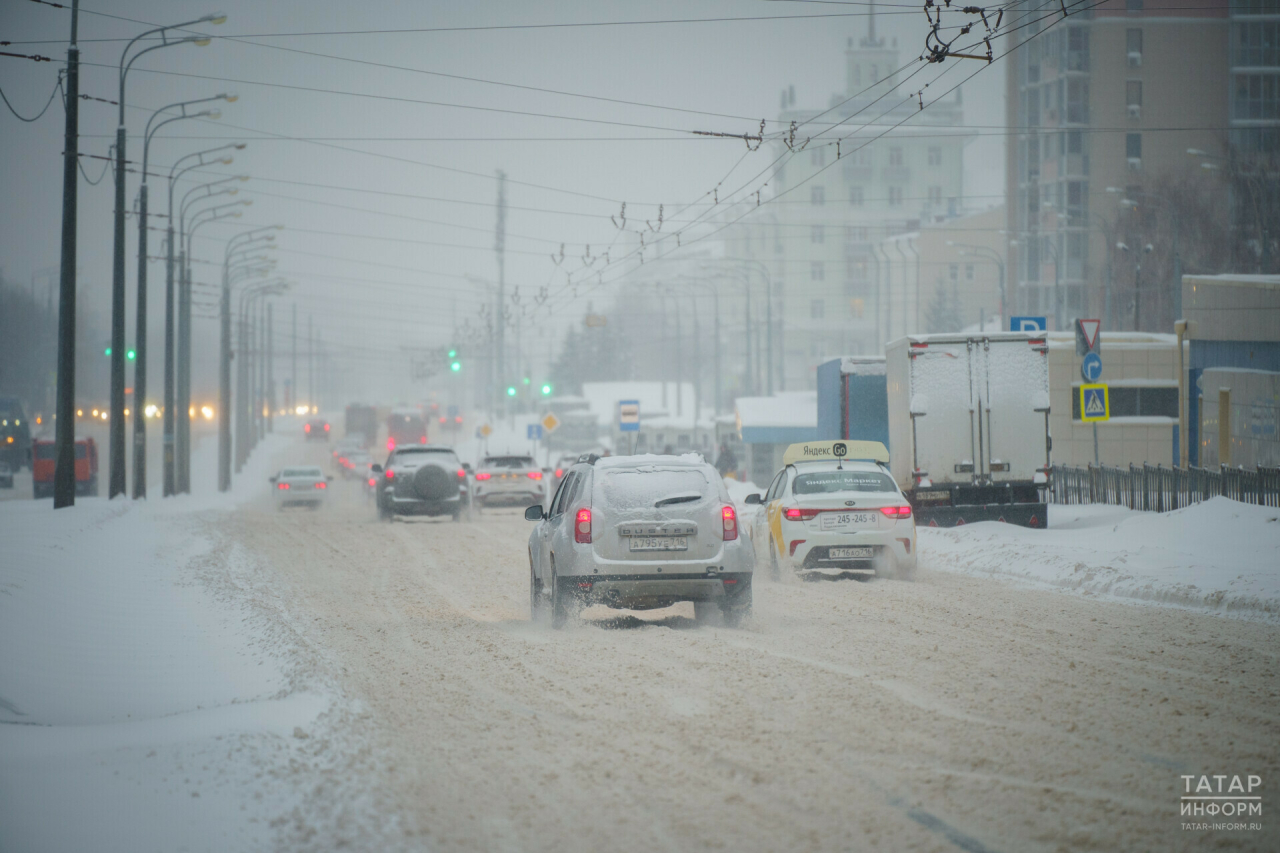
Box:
<box><xmin>108</xmin><ymin>11</ymin><xmax>225</xmax><ymax>499</ymax></box>
<box><xmin>236</xmin><ymin>281</ymin><xmax>287</xmax><ymax>469</ymax></box>
<box><xmin>1108</xmin><ymin>186</ymin><xmax>1182</xmax><ymax>323</ymax></box>
<box><xmin>135</xmin><ymin>95</ymin><xmax>232</xmax><ymax>499</ymax></box>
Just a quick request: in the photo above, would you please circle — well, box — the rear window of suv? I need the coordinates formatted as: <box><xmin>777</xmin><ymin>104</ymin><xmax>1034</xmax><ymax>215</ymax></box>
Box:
<box><xmin>599</xmin><ymin>467</ymin><xmax>710</xmax><ymax>508</ymax></box>
<box><xmin>484</xmin><ymin>456</ymin><xmax>534</xmax><ymax>468</ymax></box>
<box><xmin>793</xmin><ymin>470</ymin><xmax>898</xmax><ymax>495</ymax></box>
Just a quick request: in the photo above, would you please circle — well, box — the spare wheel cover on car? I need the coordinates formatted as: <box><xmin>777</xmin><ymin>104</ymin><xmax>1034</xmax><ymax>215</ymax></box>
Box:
<box><xmin>413</xmin><ymin>464</ymin><xmax>457</xmax><ymax>501</ymax></box>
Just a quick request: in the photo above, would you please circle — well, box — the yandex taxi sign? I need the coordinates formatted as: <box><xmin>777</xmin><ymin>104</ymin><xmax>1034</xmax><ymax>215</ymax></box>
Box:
<box><xmin>782</xmin><ymin>440</ymin><xmax>889</xmax><ymax>466</ymax></box>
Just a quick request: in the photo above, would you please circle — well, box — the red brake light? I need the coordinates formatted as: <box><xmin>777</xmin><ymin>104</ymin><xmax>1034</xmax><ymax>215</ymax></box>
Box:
<box><xmin>527</xmin><ymin>471</ymin><xmax>542</xmax><ymax>480</ymax></box>
<box><xmin>457</xmin><ymin>468</ymin><xmax>466</xmax><ymax>478</ymax></box>
<box><xmin>368</xmin><ymin>478</ymin><xmax>376</xmax><ymax>486</ymax></box>
<box><xmin>475</xmin><ymin>472</ymin><xmax>491</xmax><ymax>480</ymax></box>
<box><xmin>439</xmin><ymin>416</ymin><xmax>447</xmax><ymax>424</ymax></box>
<box><xmin>554</xmin><ymin>468</ymin><xmax>563</xmax><ymax>478</ymax></box>
<box><xmin>722</xmin><ymin>504</ymin><xmax>738</xmax><ymax>540</ymax></box>
<box><xmin>879</xmin><ymin>505</ymin><xmax>913</xmax><ymax>518</ymax></box>
<box><xmin>315</xmin><ymin>481</ymin><xmax>326</xmax><ymax>489</ymax></box>
<box><xmin>304</xmin><ymin>423</ymin><xmax>311</xmax><ymax>433</ymax></box>
<box><xmin>575</xmin><ymin>507</ymin><xmax>592</xmax><ymax>543</ymax></box>
<box><xmin>419</xmin><ymin>436</ymin><xmax>427</xmax><ymax>444</ymax></box>
<box><xmin>277</xmin><ymin>482</ymin><xmax>289</xmax><ymax>490</ymax></box>
<box><xmin>385</xmin><ymin>469</ymin><xmax>394</xmax><ymax>479</ymax></box>
<box><xmin>454</xmin><ymin>416</ymin><xmax>462</xmax><ymax>424</ymax></box>
<box><xmin>323</xmin><ymin>423</ymin><xmax>329</xmax><ymax>431</ymax></box>
<box><xmin>387</xmin><ymin>439</ymin><xmax>395</xmax><ymax>451</ymax></box>
<box><xmin>784</xmin><ymin>508</ymin><xmax>820</xmax><ymax>521</ymax></box>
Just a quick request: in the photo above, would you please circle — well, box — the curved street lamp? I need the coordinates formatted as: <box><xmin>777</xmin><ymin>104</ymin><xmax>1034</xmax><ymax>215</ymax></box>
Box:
<box><xmin>108</xmin><ymin>11</ymin><xmax>227</xmax><ymax>499</ymax></box>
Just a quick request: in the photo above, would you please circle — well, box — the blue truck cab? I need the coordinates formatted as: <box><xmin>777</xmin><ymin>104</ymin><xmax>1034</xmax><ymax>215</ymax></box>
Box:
<box><xmin>816</xmin><ymin>357</ymin><xmax>888</xmax><ymax>447</ymax></box>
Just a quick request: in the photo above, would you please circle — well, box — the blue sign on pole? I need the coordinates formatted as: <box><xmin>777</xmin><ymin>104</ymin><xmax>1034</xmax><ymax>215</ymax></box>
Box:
<box><xmin>527</xmin><ymin>424</ymin><xmax>543</xmax><ymax>440</ymax></box>
<box><xmin>1010</xmin><ymin>315</ymin><xmax>1047</xmax><ymax>332</ymax></box>
<box><xmin>618</xmin><ymin>400</ymin><xmax>640</xmax><ymax>432</ymax></box>
<box><xmin>1081</xmin><ymin>351</ymin><xmax>1103</xmax><ymax>383</ymax></box>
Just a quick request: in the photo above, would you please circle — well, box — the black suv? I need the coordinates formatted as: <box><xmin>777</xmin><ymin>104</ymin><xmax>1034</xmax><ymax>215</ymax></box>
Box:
<box><xmin>373</xmin><ymin>446</ymin><xmax>471</xmax><ymax>521</ymax></box>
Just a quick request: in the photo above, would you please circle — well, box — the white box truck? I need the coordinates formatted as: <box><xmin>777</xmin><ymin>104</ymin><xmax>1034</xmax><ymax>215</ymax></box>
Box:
<box><xmin>886</xmin><ymin>333</ymin><xmax>1051</xmax><ymax>528</ymax></box>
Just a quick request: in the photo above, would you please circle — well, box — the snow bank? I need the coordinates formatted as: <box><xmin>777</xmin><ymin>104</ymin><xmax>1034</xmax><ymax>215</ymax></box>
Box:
<box><xmin>922</xmin><ymin>498</ymin><xmax>1280</xmax><ymax>620</ymax></box>
<box><xmin>0</xmin><ymin>436</ymin><xmax>338</xmax><ymax>852</ymax></box>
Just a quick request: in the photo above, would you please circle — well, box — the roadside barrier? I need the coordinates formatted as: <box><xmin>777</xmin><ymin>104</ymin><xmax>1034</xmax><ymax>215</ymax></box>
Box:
<box><xmin>1050</xmin><ymin>463</ymin><xmax>1280</xmax><ymax>511</ymax></box>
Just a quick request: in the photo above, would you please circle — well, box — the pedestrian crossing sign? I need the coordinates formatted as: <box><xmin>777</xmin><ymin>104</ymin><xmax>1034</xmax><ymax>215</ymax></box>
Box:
<box><xmin>1080</xmin><ymin>383</ymin><xmax>1109</xmax><ymax>422</ymax></box>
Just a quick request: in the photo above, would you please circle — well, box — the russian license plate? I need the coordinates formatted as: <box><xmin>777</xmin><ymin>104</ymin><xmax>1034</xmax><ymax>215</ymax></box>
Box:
<box><xmin>820</xmin><ymin>512</ymin><xmax>876</xmax><ymax>530</ymax></box>
<box><xmin>829</xmin><ymin>546</ymin><xmax>874</xmax><ymax>559</ymax></box>
<box><xmin>629</xmin><ymin>536</ymin><xmax>688</xmax><ymax>552</ymax></box>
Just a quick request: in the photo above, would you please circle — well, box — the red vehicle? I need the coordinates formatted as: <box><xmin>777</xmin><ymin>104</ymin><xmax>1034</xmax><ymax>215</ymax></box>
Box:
<box><xmin>385</xmin><ymin>409</ymin><xmax>427</xmax><ymax>451</ymax></box>
<box><xmin>32</xmin><ymin>436</ymin><xmax>99</xmax><ymax>499</ymax></box>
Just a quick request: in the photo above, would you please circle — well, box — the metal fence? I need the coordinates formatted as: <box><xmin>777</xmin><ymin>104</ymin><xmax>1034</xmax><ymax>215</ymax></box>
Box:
<box><xmin>1050</xmin><ymin>463</ymin><xmax>1280</xmax><ymax>511</ymax></box>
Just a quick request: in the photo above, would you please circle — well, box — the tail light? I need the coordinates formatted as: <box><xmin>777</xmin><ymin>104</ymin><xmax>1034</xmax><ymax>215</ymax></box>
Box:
<box><xmin>722</xmin><ymin>505</ymin><xmax>738</xmax><ymax>540</ymax></box>
<box><xmin>277</xmin><ymin>482</ymin><xmax>290</xmax><ymax>490</ymax></box>
<box><xmin>456</xmin><ymin>468</ymin><xmax>466</xmax><ymax>478</ymax></box>
<box><xmin>419</xmin><ymin>436</ymin><xmax>427</xmax><ymax>444</ymax></box>
<box><xmin>784</xmin><ymin>508</ymin><xmax>820</xmax><ymax>521</ymax></box>
<box><xmin>554</xmin><ymin>468</ymin><xmax>563</xmax><ymax>478</ymax></box>
<box><xmin>527</xmin><ymin>471</ymin><xmax>542</xmax><ymax>480</ymax></box>
<box><xmin>475</xmin><ymin>472</ymin><xmax>491</xmax><ymax>480</ymax></box>
<box><xmin>315</xmin><ymin>482</ymin><xmax>326</xmax><ymax>489</ymax></box>
<box><xmin>304</xmin><ymin>423</ymin><xmax>311</xmax><ymax>433</ymax></box>
<box><xmin>439</xmin><ymin>416</ymin><xmax>447</xmax><ymax>424</ymax></box>
<box><xmin>454</xmin><ymin>416</ymin><xmax>462</xmax><ymax>424</ymax></box>
<box><xmin>879</xmin><ymin>505</ymin><xmax>913</xmax><ymax>518</ymax></box>
<box><xmin>575</xmin><ymin>507</ymin><xmax>592</xmax><ymax>543</ymax></box>
<box><xmin>387</xmin><ymin>438</ymin><xmax>395</xmax><ymax>451</ymax></box>
<box><xmin>323</xmin><ymin>423</ymin><xmax>329</xmax><ymax>431</ymax></box>
<box><xmin>367</xmin><ymin>477</ymin><xmax>376</xmax><ymax>487</ymax></box>
<box><xmin>385</xmin><ymin>469</ymin><xmax>394</xmax><ymax>479</ymax></box>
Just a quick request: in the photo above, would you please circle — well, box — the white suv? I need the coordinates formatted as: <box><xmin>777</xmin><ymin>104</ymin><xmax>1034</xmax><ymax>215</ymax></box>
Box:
<box><xmin>524</xmin><ymin>454</ymin><xmax>754</xmax><ymax>627</ymax></box>
<box><xmin>474</xmin><ymin>454</ymin><xmax>544</xmax><ymax>507</ymax></box>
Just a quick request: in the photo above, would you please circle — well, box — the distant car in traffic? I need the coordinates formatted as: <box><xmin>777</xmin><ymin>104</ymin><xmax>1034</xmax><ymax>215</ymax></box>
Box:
<box><xmin>304</xmin><ymin>418</ymin><xmax>330</xmax><ymax>440</ymax></box>
<box><xmin>270</xmin><ymin>466</ymin><xmax>332</xmax><ymax>510</ymax></box>
<box><xmin>525</xmin><ymin>453</ymin><xmax>754</xmax><ymax>628</ymax></box>
<box><xmin>386</xmin><ymin>409</ymin><xmax>428</xmax><ymax>451</ymax></box>
<box><xmin>343</xmin><ymin>449</ymin><xmax>373</xmax><ymax>480</ymax></box>
<box><xmin>474</xmin><ymin>454</ymin><xmax>544</xmax><ymax>508</ymax></box>
<box><xmin>746</xmin><ymin>441</ymin><xmax>916</xmax><ymax>580</ymax></box>
<box><xmin>332</xmin><ymin>438</ymin><xmax>363</xmax><ymax>469</ymax></box>
<box><xmin>31</xmin><ymin>436</ymin><xmax>98</xmax><ymax>498</ymax></box>
<box><xmin>0</xmin><ymin>459</ymin><xmax>13</xmax><ymax>489</ymax></box>
<box><xmin>373</xmin><ymin>445</ymin><xmax>470</xmax><ymax>521</ymax></box>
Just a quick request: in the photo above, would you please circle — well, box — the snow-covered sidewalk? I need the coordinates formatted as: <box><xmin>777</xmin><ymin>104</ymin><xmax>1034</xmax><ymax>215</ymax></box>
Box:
<box><xmin>921</xmin><ymin>497</ymin><xmax>1280</xmax><ymax>620</ymax></box>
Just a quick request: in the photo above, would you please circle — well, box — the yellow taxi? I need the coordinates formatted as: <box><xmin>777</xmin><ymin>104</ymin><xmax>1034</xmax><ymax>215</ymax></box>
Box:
<box><xmin>744</xmin><ymin>441</ymin><xmax>916</xmax><ymax>580</ymax></box>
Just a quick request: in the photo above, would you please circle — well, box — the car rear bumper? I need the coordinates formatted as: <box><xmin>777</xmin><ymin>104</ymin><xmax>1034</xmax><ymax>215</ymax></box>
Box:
<box><xmin>383</xmin><ymin>491</ymin><xmax>465</xmax><ymax>515</ymax></box>
<box><xmin>563</xmin><ymin>572</ymin><xmax>751</xmax><ymax>610</ymax></box>
<box><xmin>789</xmin><ymin>526</ymin><xmax>915</xmax><ymax>574</ymax></box>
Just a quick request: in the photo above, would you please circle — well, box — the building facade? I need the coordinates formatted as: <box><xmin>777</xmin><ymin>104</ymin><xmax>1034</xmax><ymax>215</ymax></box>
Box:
<box><xmin>1005</xmin><ymin>0</ymin><xmax>1230</xmax><ymax>332</ymax></box>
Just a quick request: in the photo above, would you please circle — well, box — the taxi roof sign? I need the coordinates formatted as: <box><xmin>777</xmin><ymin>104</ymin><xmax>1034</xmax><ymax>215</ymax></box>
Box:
<box><xmin>783</xmin><ymin>440</ymin><xmax>888</xmax><ymax>466</ymax></box>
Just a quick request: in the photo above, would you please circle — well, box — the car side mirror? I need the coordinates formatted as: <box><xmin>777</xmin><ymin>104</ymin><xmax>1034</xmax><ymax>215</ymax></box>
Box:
<box><xmin>744</xmin><ymin>493</ymin><xmax>763</xmax><ymax>505</ymax></box>
<box><xmin>371</xmin><ymin>464</ymin><xmax>383</xmax><ymax>473</ymax></box>
<box><xmin>327</xmin><ymin>475</ymin><xmax>334</xmax><ymax>482</ymax></box>
<box><xmin>269</xmin><ymin>475</ymin><xmax>277</xmax><ymax>483</ymax></box>
<box><xmin>524</xmin><ymin>504</ymin><xmax>545</xmax><ymax>521</ymax></box>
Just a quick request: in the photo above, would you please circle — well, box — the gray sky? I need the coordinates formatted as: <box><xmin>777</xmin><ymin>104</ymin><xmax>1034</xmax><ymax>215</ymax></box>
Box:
<box><xmin>1</xmin><ymin>0</ymin><xmax>1004</xmax><ymax>403</ymax></box>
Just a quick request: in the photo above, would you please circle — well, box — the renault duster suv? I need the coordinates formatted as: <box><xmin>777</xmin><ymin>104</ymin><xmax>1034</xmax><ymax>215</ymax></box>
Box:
<box><xmin>373</xmin><ymin>445</ymin><xmax>470</xmax><ymax>521</ymax></box>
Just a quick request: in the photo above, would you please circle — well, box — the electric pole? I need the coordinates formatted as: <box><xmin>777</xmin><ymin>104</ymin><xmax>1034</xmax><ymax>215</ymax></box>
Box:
<box><xmin>495</xmin><ymin>169</ymin><xmax>506</xmax><ymax>415</ymax></box>
<box><xmin>53</xmin><ymin>0</ymin><xmax>80</xmax><ymax>509</ymax></box>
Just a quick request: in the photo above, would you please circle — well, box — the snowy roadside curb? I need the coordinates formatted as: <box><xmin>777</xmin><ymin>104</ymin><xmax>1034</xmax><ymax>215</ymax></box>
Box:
<box><xmin>921</xmin><ymin>498</ymin><xmax>1280</xmax><ymax>621</ymax></box>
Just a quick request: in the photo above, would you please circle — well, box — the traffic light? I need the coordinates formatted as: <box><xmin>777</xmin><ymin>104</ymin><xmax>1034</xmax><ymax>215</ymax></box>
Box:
<box><xmin>104</xmin><ymin>347</ymin><xmax>111</xmax><ymax>356</ymax></box>
<box><xmin>446</xmin><ymin>346</ymin><xmax>461</xmax><ymax>372</ymax></box>
<box><xmin>540</xmin><ymin>383</ymin><xmax>553</xmax><ymax>396</ymax></box>
<box><xmin>506</xmin><ymin>386</ymin><xmax>517</xmax><ymax>397</ymax></box>
<box><xmin>126</xmin><ymin>349</ymin><xmax>136</xmax><ymax>361</ymax></box>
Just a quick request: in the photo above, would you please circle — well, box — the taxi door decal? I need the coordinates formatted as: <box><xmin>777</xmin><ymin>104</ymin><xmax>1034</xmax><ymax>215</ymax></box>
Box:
<box><xmin>767</xmin><ymin>497</ymin><xmax>784</xmax><ymax>556</ymax></box>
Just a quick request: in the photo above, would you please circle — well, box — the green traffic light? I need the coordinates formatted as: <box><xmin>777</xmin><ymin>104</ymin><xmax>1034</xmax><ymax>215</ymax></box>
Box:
<box><xmin>506</xmin><ymin>386</ymin><xmax>517</xmax><ymax>397</ymax></box>
<box><xmin>126</xmin><ymin>349</ymin><xmax>136</xmax><ymax>360</ymax></box>
<box><xmin>522</xmin><ymin>377</ymin><xmax>530</xmax><ymax>385</ymax></box>
<box><xmin>450</xmin><ymin>361</ymin><xmax>461</xmax><ymax>372</ymax></box>
<box><xmin>104</xmin><ymin>347</ymin><xmax>111</xmax><ymax>356</ymax></box>
<box><xmin>541</xmin><ymin>384</ymin><xmax>552</xmax><ymax>395</ymax></box>
<box><xmin>448</xmin><ymin>349</ymin><xmax>458</xmax><ymax>358</ymax></box>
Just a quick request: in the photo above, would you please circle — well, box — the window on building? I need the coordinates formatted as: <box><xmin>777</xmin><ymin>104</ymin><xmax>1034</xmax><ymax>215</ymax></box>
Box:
<box><xmin>849</xmin><ymin>186</ymin><xmax>864</xmax><ymax>206</ymax></box>
<box><xmin>811</xmin><ymin>224</ymin><xmax>825</xmax><ymax>244</ymax></box>
<box><xmin>928</xmin><ymin>146</ymin><xmax>942</xmax><ymax>166</ymax></box>
<box><xmin>811</xmin><ymin>185</ymin><xmax>826</xmax><ymax>206</ymax></box>
<box><xmin>1072</xmin><ymin>385</ymin><xmax>1177</xmax><ymax>419</ymax></box>
<box><xmin>928</xmin><ymin>185</ymin><xmax>943</xmax><ymax>206</ymax></box>
<box><xmin>965</xmin><ymin>263</ymin><xmax>975</xmax><ymax>281</ymax></box>
<box><xmin>1067</xmin><ymin>129</ymin><xmax>1083</xmax><ymax>155</ymax></box>
<box><xmin>1125</xmin><ymin>0</ymin><xmax>1143</xmax><ymax>10</ymax></box>
<box><xmin>889</xmin><ymin>147</ymin><xmax>904</xmax><ymax>167</ymax></box>
<box><xmin>1233</xmin><ymin>73</ymin><xmax>1280</xmax><ymax>121</ymax></box>
<box><xmin>1067</xmin><ymin>27</ymin><xmax>1090</xmax><ymax>71</ymax></box>
<box><xmin>811</xmin><ymin>299</ymin><xmax>826</xmax><ymax>319</ymax></box>
<box><xmin>811</xmin><ymin>261</ymin><xmax>826</xmax><ymax>281</ymax></box>
<box><xmin>1126</xmin><ymin>28</ymin><xmax>1143</xmax><ymax>57</ymax></box>
<box><xmin>870</xmin><ymin>65</ymin><xmax>879</xmax><ymax>82</ymax></box>
<box><xmin>1126</xmin><ymin>132</ymin><xmax>1143</xmax><ymax>159</ymax></box>
<box><xmin>888</xmin><ymin>186</ymin><xmax>903</xmax><ymax>206</ymax></box>
<box><xmin>1126</xmin><ymin>80</ymin><xmax>1143</xmax><ymax>107</ymax></box>
<box><xmin>1027</xmin><ymin>87</ymin><xmax>1041</xmax><ymax>126</ymax></box>
<box><xmin>949</xmin><ymin>263</ymin><xmax>959</xmax><ymax>282</ymax></box>
<box><xmin>1234</xmin><ymin>22</ymin><xmax>1280</xmax><ymax>67</ymax></box>
<box><xmin>811</xmin><ymin>147</ymin><xmax>826</xmax><ymax>167</ymax></box>
<box><xmin>1067</xmin><ymin>79</ymin><xmax>1089</xmax><ymax>123</ymax></box>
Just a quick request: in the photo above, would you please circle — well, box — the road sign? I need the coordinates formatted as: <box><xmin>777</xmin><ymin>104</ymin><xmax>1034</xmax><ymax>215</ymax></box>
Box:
<box><xmin>618</xmin><ymin>399</ymin><xmax>640</xmax><ymax>432</ymax></box>
<box><xmin>1010</xmin><ymin>316</ymin><xmax>1046</xmax><ymax>332</ymax></box>
<box><xmin>541</xmin><ymin>412</ymin><xmax>560</xmax><ymax>433</ymax></box>
<box><xmin>1081</xmin><ymin>351</ymin><xmax>1103</xmax><ymax>383</ymax></box>
<box><xmin>527</xmin><ymin>424</ymin><xmax>543</xmax><ymax>440</ymax></box>
<box><xmin>479</xmin><ymin>423</ymin><xmax>492</xmax><ymax>438</ymax></box>
<box><xmin>1076</xmin><ymin>318</ymin><xmax>1101</xmax><ymax>353</ymax></box>
<box><xmin>1080</xmin><ymin>384</ymin><xmax>1109</xmax><ymax>422</ymax></box>
<box><xmin>585</xmin><ymin>314</ymin><xmax>607</xmax><ymax>328</ymax></box>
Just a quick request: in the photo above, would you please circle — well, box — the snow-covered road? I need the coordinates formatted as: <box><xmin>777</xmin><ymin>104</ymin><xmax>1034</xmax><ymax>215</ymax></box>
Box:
<box><xmin>3</xmin><ymin>432</ymin><xmax>1278</xmax><ymax>852</ymax></box>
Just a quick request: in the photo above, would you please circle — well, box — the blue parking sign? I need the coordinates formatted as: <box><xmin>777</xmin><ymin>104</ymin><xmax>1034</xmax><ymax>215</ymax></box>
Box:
<box><xmin>527</xmin><ymin>424</ymin><xmax>543</xmax><ymax>440</ymax></box>
<box><xmin>1010</xmin><ymin>316</ymin><xmax>1047</xmax><ymax>332</ymax></box>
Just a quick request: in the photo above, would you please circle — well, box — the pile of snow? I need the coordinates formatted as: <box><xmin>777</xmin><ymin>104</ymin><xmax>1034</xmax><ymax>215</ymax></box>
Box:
<box><xmin>922</xmin><ymin>498</ymin><xmax>1280</xmax><ymax>620</ymax></box>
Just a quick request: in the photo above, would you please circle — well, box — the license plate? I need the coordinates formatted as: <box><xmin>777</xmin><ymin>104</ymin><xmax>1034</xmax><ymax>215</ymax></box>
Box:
<box><xmin>820</xmin><ymin>512</ymin><xmax>876</xmax><ymax>530</ymax></box>
<box><xmin>829</xmin><ymin>547</ymin><xmax>874</xmax><ymax>559</ymax></box>
<box><xmin>915</xmin><ymin>490</ymin><xmax>949</xmax><ymax>501</ymax></box>
<box><xmin>629</xmin><ymin>536</ymin><xmax>688</xmax><ymax>552</ymax></box>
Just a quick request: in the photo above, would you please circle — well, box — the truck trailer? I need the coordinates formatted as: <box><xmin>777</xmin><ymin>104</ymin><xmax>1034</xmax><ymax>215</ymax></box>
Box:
<box><xmin>816</xmin><ymin>356</ymin><xmax>888</xmax><ymax>445</ymax></box>
<box><xmin>886</xmin><ymin>333</ymin><xmax>1051</xmax><ymax>528</ymax></box>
